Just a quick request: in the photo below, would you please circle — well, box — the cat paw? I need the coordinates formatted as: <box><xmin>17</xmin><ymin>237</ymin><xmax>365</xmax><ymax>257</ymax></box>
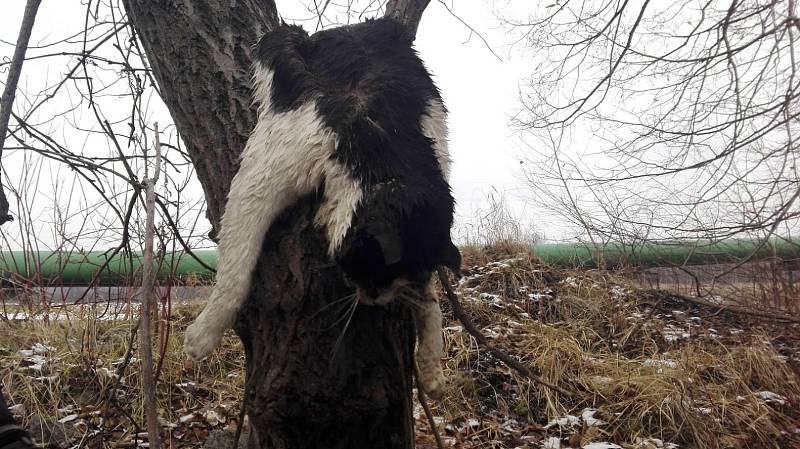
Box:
<box><xmin>418</xmin><ymin>366</ymin><xmax>446</xmax><ymax>400</ymax></box>
<box><xmin>184</xmin><ymin>318</ymin><xmax>224</xmax><ymax>361</ymax></box>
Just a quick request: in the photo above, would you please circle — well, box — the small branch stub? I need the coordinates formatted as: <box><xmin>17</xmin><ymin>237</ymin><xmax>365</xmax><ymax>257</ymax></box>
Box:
<box><xmin>384</xmin><ymin>0</ymin><xmax>431</xmax><ymax>39</ymax></box>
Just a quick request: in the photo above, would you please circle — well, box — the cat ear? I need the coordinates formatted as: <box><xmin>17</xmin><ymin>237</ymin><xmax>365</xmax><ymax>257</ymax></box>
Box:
<box><xmin>442</xmin><ymin>242</ymin><xmax>462</xmax><ymax>277</ymax></box>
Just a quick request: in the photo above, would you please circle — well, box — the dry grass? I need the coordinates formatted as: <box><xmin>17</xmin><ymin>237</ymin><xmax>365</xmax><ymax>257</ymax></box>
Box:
<box><xmin>1</xmin><ymin>249</ymin><xmax>798</xmax><ymax>449</ymax></box>
<box><xmin>425</xmin><ymin>248</ymin><xmax>800</xmax><ymax>449</ymax></box>
<box><xmin>0</xmin><ymin>303</ymin><xmax>245</xmax><ymax>448</ymax></box>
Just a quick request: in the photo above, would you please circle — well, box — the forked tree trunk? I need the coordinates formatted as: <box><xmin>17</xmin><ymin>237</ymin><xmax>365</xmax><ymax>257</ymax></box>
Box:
<box><xmin>120</xmin><ymin>1</ymin><xmax>430</xmax><ymax>448</ymax></box>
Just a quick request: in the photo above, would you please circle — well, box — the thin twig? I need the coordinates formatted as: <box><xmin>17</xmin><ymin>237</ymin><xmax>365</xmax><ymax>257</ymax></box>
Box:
<box><xmin>231</xmin><ymin>392</ymin><xmax>247</xmax><ymax>449</ymax></box>
<box><xmin>414</xmin><ymin>364</ymin><xmax>445</xmax><ymax>449</ymax></box>
<box><xmin>436</xmin><ymin>267</ymin><xmax>573</xmax><ymax>397</ymax></box>
<box><xmin>232</xmin><ymin>356</ymin><xmax>250</xmax><ymax>449</ymax></box>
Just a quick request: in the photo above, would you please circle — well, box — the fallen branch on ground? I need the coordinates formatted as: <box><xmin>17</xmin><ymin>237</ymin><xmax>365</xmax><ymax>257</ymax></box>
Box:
<box><xmin>436</xmin><ymin>267</ymin><xmax>573</xmax><ymax>397</ymax></box>
<box><xmin>644</xmin><ymin>289</ymin><xmax>800</xmax><ymax>324</ymax></box>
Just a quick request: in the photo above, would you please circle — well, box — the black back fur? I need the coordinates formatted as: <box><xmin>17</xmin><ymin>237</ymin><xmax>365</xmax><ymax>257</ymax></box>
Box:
<box><xmin>255</xmin><ymin>18</ymin><xmax>460</xmax><ymax>292</ymax></box>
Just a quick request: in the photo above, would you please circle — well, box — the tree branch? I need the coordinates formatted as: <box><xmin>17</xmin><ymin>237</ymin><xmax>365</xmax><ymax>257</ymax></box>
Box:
<box><xmin>384</xmin><ymin>0</ymin><xmax>431</xmax><ymax>39</ymax></box>
<box><xmin>0</xmin><ymin>0</ymin><xmax>42</xmax><ymax>226</ymax></box>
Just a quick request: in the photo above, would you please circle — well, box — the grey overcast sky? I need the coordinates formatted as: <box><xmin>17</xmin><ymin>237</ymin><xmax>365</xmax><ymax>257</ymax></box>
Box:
<box><xmin>0</xmin><ymin>1</ymin><xmax>556</xmax><ymax>250</ymax></box>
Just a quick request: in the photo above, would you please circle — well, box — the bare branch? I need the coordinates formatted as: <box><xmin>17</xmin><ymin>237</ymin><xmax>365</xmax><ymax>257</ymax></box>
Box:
<box><xmin>0</xmin><ymin>0</ymin><xmax>42</xmax><ymax>225</ymax></box>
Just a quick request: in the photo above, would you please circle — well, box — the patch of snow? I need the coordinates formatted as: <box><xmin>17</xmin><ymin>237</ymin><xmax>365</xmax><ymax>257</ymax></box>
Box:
<box><xmin>662</xmin><ymin>324</ymin><xmax>690</xmax><ymax>342</ymax></box>
<box><xmin>22</xmin><ymin>355</ymin><xmax>47</xmax><ymax>371</ymax></box>
<box><xmin>610</xmin><ymin>286</ymin><xmax>629</xmax><ymax>299</ymax></box>
<box><xmin>97</xmin><ymin>367</ymin><xmax>119</xmax><ymax>381</ymax></box>
<box><xmin>442</xmin><ymin>437</ymin><xmax>458</xmax><ymax>446</ymax></box>
<box><xmin>581</xmin><ymin>408</ymin><xmax>606</xmax><ymax>426</ymax></box>
<box><xmin>478</xmin><ymin>293</ymin><xmax>505</xmax><ymax>309</ymax></box>
<box><xmin>487</xmin><ymin>260</ymin><xmax>516</xmax><ymax>268</ymax></box>
<box><xmin>59</xmin><ymin>414</ymin><xmax>79</xmax><ymax>424</ymax></box>
<box><xmin>482</xmin><ymin>326</ymin><xmax>504</xmax><ymax>339</ymax></box>
<box><xmin>203</xmin><ymin>410</ymin><xmax>224</xmax><ymax>426</ymax></box>
<box><xmin>643</xmin><ymin>358</ymin><xmax>678</xmax><ymax>372</ymax></box>
<box><xmin>464</xmin><ymin>418</ymin><xmax>480</xmax><ymax>428</ymax></box>
<box><xmin>754</xmin><ymin>391</ymin><xmax>787</xmax><ymax>405</ymax></box>
<box><xmin>32</xmin><ymin>342</ymin><xmax>56</xmax><ymax>353</ymax></box>
<box><xmin>541</xmin><ymin>437</ymin><xmax>561</xmax><ymax>449</ymax></box>
<box><xmin>634</xmin><ymin>437</ymin><xmax>679</xmax><ymax>449</ymax></box>
<box><xmin>33</xmin><ymin>375</ymin><xmax>58</xmax><ymax>382</ymax></box>
<box><xmin>544</xmin><ymin>414</ymin><xmax>581</xmax><ymax>429</ymax></box>
<box><xmin>19</xmin><ymin>343</ymin><xmax>56</xmax><ymax>357</ymax></box>
<box><xmin>583</xmin><ymin>443</ymin><xmax>621</xmax><ymax>449</ymax></box>
<box><xmin>178</xmin><ymin>413</ymin><xmax>197</xmax><ymax>424</ymax></box>
<box><xmin>590</xmin><ymin>376</ymin><xmax>613</xmax><ymax>385</ymax></box>
<box><xmin>529</xmin><ymin>293</ymin><xmax>550</xmax><ymax>300</ymax></box>
<box><xmin>501</xmin><ymin>418</ymin><xmax>520</xmax><ymax>432</ymax></box>
<box><xmin>112</xmin><ymin>356</ymin><xmax>137</xmax><ymax>365</ymax></box>
<box><xmin>560</xmin><ymin>277</ymin><xmax>578</xmax><ymax>288</ymax></box>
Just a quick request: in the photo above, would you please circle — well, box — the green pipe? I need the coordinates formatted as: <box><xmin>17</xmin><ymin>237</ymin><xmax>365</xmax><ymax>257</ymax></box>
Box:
<box><xmin>0</xmin><ymin>250</ymin><xmax>217</xmax><ymax>285</ymax></box>
<box><xmin>531</xmin><ymin>239</ymin><xmax>800</xmax><ymax>268</ymax></box>
<box><xmin>2</xmin><ymin>240</ymin><xmax>798</xmax><ymax>284</ymax></box>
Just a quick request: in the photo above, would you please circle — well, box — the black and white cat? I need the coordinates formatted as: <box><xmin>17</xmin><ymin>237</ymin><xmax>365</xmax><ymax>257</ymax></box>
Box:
<box><xmin>183</xmin><ymin>18</ymin><xmax>460</xmax><ymax>397</ymax></box>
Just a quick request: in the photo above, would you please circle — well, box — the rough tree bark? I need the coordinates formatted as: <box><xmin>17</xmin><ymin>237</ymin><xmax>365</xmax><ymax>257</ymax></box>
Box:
<box><xmin>120</xmin><ymin>1</ymin><xmax>430</xmax><ymax>448</ymax></box>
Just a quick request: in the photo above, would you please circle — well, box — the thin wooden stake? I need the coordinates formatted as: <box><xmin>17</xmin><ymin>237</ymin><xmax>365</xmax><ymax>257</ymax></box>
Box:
<box><xmin>139</xmin><ymin>123</ymin><xmax>163</xmax><ymax>449</ymax></box>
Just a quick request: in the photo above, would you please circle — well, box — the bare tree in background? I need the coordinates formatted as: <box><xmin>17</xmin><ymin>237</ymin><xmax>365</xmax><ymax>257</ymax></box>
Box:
<box><xmin>0</xmin><ymin>0</ymin><xmax>210</xmax><ymax>276</ymax></box>
<box><xmin>508</xmin><ymin>0</ymin><xmax>799</xmax><ymax>245</ymax></box>
<box><xmin>501</xmin><ymin>0</ymin><xmax>800</xmax><ymax>308</ymax></box>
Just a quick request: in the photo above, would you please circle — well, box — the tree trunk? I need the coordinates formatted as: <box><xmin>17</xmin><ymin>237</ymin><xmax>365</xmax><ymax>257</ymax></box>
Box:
<box><xmin>120</xmin><ymin>1</ymin><xmax>428</xmax><ymax>448</ymax></box>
